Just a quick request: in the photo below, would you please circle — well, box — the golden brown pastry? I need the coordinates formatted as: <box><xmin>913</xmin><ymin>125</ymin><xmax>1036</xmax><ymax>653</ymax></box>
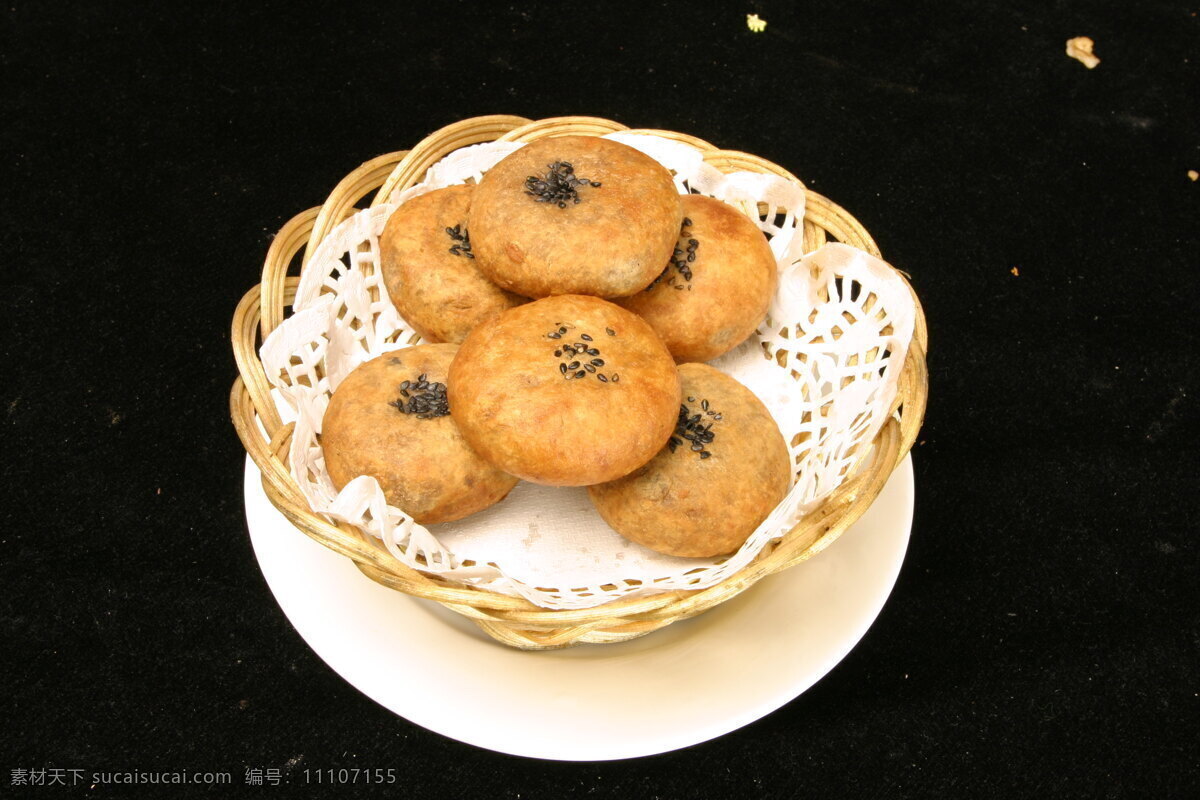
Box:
<box><xmin>468</xmin><ymin>135</ymin><xmax>683</xmax><ymax>298</ymax></box>
<box><xmin>615</xmin><ymin>195</ymin><xmax>777</xmax><ymax>363</ymax></box>
<box><xmin>379</xmin><ymin>185</ymin><xmax>526</xmax><ymax>344</ymax></box>
<box><xmin>321</xmin><ymin>345</ymin><xmax>518</xmax><ymax>524</ymax></box>
<box><xmin>588</xmin><ymin>362</ymin><xmax>791</xmax><ymax>557</ymax></box>
<box><xmin>448</xmin><ymin>295</ymin><xmax>681</xmax><ymax>486</ymax></box>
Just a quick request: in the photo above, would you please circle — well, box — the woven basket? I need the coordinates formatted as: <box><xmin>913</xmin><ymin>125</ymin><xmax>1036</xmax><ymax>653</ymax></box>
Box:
<box><xmin>229</xmin><ymin>115</ymin><xmax>929</xmax><ymax>650</ymax></box>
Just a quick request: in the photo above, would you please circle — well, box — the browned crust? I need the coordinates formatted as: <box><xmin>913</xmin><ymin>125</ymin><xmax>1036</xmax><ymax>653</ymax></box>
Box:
<box><xmin>321</xmin><ymin>345</ymin><xmax>519</xmax><ymax>523</ymax></box>
<box><xmin>379</xmin><ymin>185</ymin><xmax>526</xmax><ymax>344</ymax></box>
<box><xmin>587</xmin><ymin>362</ymin><xmax>791</xmax><ymax>557</ymax></box>
<box><xmin>448</xmin><ymin>295</ymin><xmax>681</xmax><ymax>486</ymax></box>
<box><xmin>469</xmin><ymin>136</ymin><xmax>683</xmax><ymax>298</ymax></box>
<box><xmin>615</xmin><ymin>195</ymin><xmax>777</xmax><ymax>363</ymax></box>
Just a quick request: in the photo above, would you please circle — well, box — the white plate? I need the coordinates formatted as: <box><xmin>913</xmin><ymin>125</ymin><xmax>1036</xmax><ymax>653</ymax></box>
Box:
<box><xmin>244</xmin><ymin>454</ymin><xmax>914</xmax><ymax>761</ymax></box>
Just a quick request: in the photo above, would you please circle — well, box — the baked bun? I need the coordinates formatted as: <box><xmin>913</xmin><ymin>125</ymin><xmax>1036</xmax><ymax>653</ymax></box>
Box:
<box><xmin>587</xmin><ymin>362</ymin><xmax>791</xmax><ymax>557</ymax></box>
<box><xmin>615</xmin><ymin>195</ymin><xmax>777</xmax><ymax>363</ymax></box>
<box><xmin>468</xmin><ymin>135</ymin><xmax>682</xmax><ymax>298</ymax></box>
<box><xmin>321</xmin><ymin>345</ymin><xmax>518</xmax><ymax>524</ymax></box>
<box><xmin>379</xmin><ymin>185</ymin><xmax>526</xmax><ymax>344</ymax></box>
<box><xmin>448</xmin><ymin>295</ymin><xmax>681</xmax><ymax>486</ymax></box>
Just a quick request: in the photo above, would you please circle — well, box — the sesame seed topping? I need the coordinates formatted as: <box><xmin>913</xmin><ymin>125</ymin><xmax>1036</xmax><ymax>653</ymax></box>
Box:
<box><xmin>525</xmin><ymin>161</ymin><xmax>601</xmax><ymax>208</ymax></box>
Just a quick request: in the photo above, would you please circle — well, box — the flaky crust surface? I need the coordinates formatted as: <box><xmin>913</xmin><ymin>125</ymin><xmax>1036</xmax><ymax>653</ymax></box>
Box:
<box><xmin>469</xmin><ymin>136</ymin><xmax>683</xmax><ymax>298</ymax></box>
<box><xmin>588</xmin><ymin>362</ymin><xmax>791</xmax><ymax>557</ymax></box>
<box><xmin>321</xmin><ymin>345</ymin><xmax>518</xmax><ymax>524</ymax></box>
<box><xmin>379</xmin><ymin>185</ymin><xmax>526</xmax><ymax>344</ymax></box>
<box><xmin>616</xmin><ymin>195</ymin><xmax>777</xmax><ymax>363</ymax></box>
<box><xmin>448</xmin><ymin>295</ymin><xmax>681</xmax><ymax>486</ymax></box>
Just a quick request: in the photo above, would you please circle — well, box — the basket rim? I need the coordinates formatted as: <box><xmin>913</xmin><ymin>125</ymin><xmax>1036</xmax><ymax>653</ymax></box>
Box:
<box><xmin>230</xmin><ymin>115</ymin><xmax>928</xmax><ymax>649</ymax></box>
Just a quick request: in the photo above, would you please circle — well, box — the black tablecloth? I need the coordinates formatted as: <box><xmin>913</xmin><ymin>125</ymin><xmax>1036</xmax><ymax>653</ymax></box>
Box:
<box><xmin>4</xmin><ymin>2</ymin><xmax>1197</xmax><ymax>796</ymax></box>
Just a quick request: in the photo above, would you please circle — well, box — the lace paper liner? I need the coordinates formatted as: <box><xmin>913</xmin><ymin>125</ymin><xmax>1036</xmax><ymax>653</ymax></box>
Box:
<box><xmin>259</xmin><ymin>133</ymin><xmax>915</xmax><ymax>609</ymax></box>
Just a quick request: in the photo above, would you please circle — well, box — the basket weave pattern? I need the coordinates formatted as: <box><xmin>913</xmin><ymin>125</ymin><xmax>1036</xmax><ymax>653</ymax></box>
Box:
<box><xmin>230</xmin><ymin>115</ymin><xmax>929</xmax><ymax>650</ymax></box>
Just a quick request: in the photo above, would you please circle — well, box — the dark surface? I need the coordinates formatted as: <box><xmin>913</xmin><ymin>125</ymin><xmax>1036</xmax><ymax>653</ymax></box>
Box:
<box><xmin>3</xmin><ymin>1</ymin><xmax>1198</xmax><ymax>797</ymax></box>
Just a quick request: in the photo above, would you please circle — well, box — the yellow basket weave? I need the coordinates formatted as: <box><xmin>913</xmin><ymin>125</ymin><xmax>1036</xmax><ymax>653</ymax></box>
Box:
<box><xmin>229</xmin><ymin>115</ymin><xmax>929</xmax><ymax>650</ymax></box>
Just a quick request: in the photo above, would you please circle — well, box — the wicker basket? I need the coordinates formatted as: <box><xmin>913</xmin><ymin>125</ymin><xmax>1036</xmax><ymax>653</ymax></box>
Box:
<box><xmin>229</xmin><ymin>115</ymin><xmax>929</xmax><ymax>650</ymax></box>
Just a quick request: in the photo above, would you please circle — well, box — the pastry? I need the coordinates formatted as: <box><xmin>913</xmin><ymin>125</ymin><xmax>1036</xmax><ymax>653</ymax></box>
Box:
<box><xmin>588</xmin><ymin>362</ymin><xmax>791</xmax><ymax>557</ymax></box>
<box><xmin>447</xmin><ymin>295</ymin><xmax>681</xmax><ymax>486</ymax></box>
<box><xmin>321</xmin><ymin>345</ymin><xmax>518</xmax><ymax>524</ymax></box>
<box><xmin>379</xmin><ymin>185</ymin><xmax>526</xmax><ymax>344</ymax></box>
<box><xmin>615</xmin><ymin>195</ymin><xmax>777</xmax><ymax>363</ymax></box>
<box><xmin>468</xmin><ymin>135</ymin><xmax>683</xmax><ymax>298</ymax></box>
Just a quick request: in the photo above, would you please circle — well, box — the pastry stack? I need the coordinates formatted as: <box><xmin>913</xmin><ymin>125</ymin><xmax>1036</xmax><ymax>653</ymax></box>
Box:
<box><xmin>320</xmin><ymin>136</ymin><xmax>790</xmax><ymax>559</ymax></box>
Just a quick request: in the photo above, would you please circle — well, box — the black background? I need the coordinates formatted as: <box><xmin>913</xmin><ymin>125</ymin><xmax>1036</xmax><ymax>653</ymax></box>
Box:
<box><xmin>3</xmin><ymin>1</ymin><xmax>1198</xmax><ymax>797</ymax></box>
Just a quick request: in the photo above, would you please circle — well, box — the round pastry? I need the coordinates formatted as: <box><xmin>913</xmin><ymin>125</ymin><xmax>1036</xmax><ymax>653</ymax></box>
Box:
<box><xmin>448</xmin><ymin>295</ymin><xmax>681</xmax><ymax>486</ymax></box>
<box><xmin>321</xmin><ymin>345</ymin><xmax>519</xmax><ymax>524</ymax></box>
<box><xmin>615</xmin><ymin>194</ymin><xmax>777</xmax><ymax>363</ymax></box>
<box><xmin>468</xmin><ymin>135</ymin><xmax>683</xmax><ymax>298</ymax></box>
<box><xmin>588</xmin><ymin>362</ymin><xmax>791</xmax><ymax>558</ymax></box>
<box><xmin>379</xmin><ymin>184</ymin><xmax>526</xmax><ymax>344</ymax></box>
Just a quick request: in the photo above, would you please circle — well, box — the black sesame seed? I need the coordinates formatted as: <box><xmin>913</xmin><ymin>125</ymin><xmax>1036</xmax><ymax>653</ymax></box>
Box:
<box><xmin>554</xmin><ymin>349</ymin><xmax>562</xmax><ymax>357</ymax></box>
<box><xmin>597</xmin><ymin>374</ymin><xmax>608</xmax><ymax>382</ymax></box>
<box><xmin>549</xmin><ymin>332</ymin><xmax>561</xmax><ymax>339</ymax></box>
<box><xmin>702</xmin><ymin>399</ymin><xmax>709</xmax><ymax>411</ymax></box>
<box><xmin>586</xmin><ymin>348</ymin><xmax>599</xmax><ymax>356</ymax></box>
<box><xmin>611</xmin><ymin>374</ymin><xmax>620</xmax><ymax>382</ymax></box>
<box><xmin>559</xmin><ymin>327</ymin><xmax>567</xmax><ymax>334</ymax></box>
<box><xmin>580</xmin><ymin>333</ymin><xmax>593</xmax><ymax>341</ymax></box>
<box><xmin>683</xmin><ymin>217</ymin><xmax>693</xmax><ymax>227</ymax></box>
<box><xmin>584</xmin><ymin>364</ymin><xmax>596</xmax><ymax>373</ymax></box>
<box><xmin>575</xmin><ymin>370</ymin><xmax>586</xmax><ymax>378</ymax></box>
<box><xmin>590</xmin><ymin>358</ymin><xmax>604</xmax><ymax>366</ymax></box>
<box><xmin>559</xmin><ymin>363</ymin><xmax>568</xmax><ymax>374</ymax></box>
<box><xmin>526</xmin><ymin>163</ymin><xmax>598</xmax><ymax>208</ymax></box>
<box><xmin>606</xmin><ymin>328</ymin><xmax>615</xmax><ymax>336</ymax></box>
<box><xmin>567</xmin><ymin>361</ymin><xmax>580</xmax><ymax>370</ymax></box>
<box><xmin>700</xmin><ymin>451</ymin><xmax>711</xmax><ymax>459</ymax></box>
<box><xmin>392</xmin><ymin>374</ymin><xmax>450</xmax><ymax>419</ymax></box>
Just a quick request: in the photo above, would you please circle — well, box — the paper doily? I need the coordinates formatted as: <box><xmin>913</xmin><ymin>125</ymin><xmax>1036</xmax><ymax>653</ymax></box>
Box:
<box><xmin>259</xmin><ymin>133</ymin><xmax>915</xmax><ymax>609</ymax></box>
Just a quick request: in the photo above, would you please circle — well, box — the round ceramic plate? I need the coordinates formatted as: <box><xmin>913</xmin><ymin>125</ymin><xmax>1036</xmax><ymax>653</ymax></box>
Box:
<box><xmin>244</xmin><ymin>454</ymin><xmax>914</xmax><ymax>761</ymax></box>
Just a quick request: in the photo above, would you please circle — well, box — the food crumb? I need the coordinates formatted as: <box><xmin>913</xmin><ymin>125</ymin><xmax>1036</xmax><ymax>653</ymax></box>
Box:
<box><xmin>1011</xmin><ymin>266</ymin><xmax>1020</xmax><ymax>276</ymax></box>
<box><xmin>1066</xmin><ymin>36</ymin><xmax>1100</xmax><ymax>69</ymax></box>
<box><xmin>1188</xmin><ymin>170</ymin><xmax>1198</xmax><ymax>182</ymax></box>
<box><xmin>746</xmin><ymin>13</ymin><xmax>767</xmax><ymax>33</ymax></box>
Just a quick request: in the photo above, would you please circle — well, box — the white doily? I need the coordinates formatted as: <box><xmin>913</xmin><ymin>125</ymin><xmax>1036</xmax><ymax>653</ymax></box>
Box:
<box><xmin>260</xmin><ymin>133</ymin><xmax>915</xmax><ymax>610</ymax></box>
